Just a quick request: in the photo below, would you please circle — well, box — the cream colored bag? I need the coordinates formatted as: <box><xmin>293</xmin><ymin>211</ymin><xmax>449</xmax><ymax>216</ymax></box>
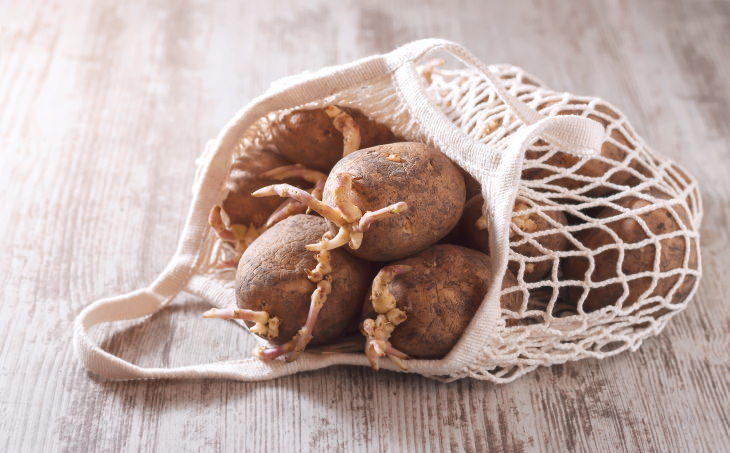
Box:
<box><xmin>73</xmin><ymin>39</ymin><xmax>701</xmax><ymax>383</ymax></box>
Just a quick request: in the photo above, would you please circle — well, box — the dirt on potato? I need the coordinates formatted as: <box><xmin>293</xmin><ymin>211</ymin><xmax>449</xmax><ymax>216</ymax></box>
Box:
<box><xmin>562</xmin><ymin>189</ymin><xmax>699</xmax><ymax>312</ymax></box>
<box><xmin>270</xmin><ymin>107</ymin><xmax>398</xmax><ymax>172</ymax></box>
<box><xmin>362</xmin><ymin>244</ymin><xmax>520</xmax><ymax>359</ymax></box>
<box><xmin>236</xmin><ymin>214</ymin><xmax>371</xmax><ymax>345</ymax></box>
<box><xmin>323</xmin><ymin>142</ymin><xmax>466</xmax><ymax>261</ymax></box>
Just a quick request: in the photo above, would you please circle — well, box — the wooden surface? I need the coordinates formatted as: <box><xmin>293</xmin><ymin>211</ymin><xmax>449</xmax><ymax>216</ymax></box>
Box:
<box><xmin>1</xmin><ymin>0</ymin><xmax>729</xmax><ymax>451</ymax></box>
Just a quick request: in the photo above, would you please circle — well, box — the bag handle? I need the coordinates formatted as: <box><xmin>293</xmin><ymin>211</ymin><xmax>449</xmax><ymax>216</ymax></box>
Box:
<box><xmin>384</xmin><ymin>39</ymin><xmax>600</xmax><ymax>165</ymax></box>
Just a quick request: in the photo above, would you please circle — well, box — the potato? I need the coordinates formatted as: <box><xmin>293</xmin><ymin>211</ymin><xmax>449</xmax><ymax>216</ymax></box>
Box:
<box><xmin>449</xmin><ymin>194</ymin><xmax>489</xmax><ymax>252</ymax></box>
<box><xmin>562</xmin><ymin>189</ymin><xmax>699</xmax><ymax>312</ymax></box>
<box><xmin>453</xmin><ymin>195</ymin><xmax>569</xmax><ymax>282</ymax></box>
<box><xmin>522</xmin><ymin>103</ymin><xmax>635</xmax><ymax>196</ymax></box>
<box><xmin>236</xmin><ymin>214</ymin><xmax>371</xmax><ymax>346</ymax></box>
<box><xmin>270</xmin><ymin>106</ymin><xmax>398</xmax><ymax>172</ymax></box>
<box><xmin>663</xmin><ymin>162</ymin><xmax>699</xmax><ymax>214</ymax></box>
<box><xmin>460</xmin><ymin>167</ymin><xmax>482</xmax><ymax>198</ymax></box>
<box><xmin>322</xmin><ymin>142</ymin><xmax>466</xmax><ymax>261</ymax></box>
<box><xmin>221</xmin><ymin>147</ymin><xmax>294</xmax><ymax>227</ymax></box>
<box><xmin>361</xmin><ymin>244</ymin><xmax>520</xmax><ymax>361</ymax></box>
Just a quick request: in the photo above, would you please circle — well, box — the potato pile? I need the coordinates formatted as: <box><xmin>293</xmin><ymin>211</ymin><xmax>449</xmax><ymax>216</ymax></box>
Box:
<box><xmin>203</xmin><ymin>102</ymin><xmax>698</xmax><ymax>371</ymax></box>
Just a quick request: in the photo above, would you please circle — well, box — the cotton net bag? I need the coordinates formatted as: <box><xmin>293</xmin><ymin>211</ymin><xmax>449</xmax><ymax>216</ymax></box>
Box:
<box><xmin>73</xmin><ymin>39</ymin><xmax>702</xmax><ymax>383</ymax></box>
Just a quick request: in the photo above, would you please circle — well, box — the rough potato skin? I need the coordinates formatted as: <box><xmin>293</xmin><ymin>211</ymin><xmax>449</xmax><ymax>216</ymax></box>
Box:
<box><xmin>453</xmin><ymin>195</ymin><xmax>568</xmax><ymax>282</ymax></box>
<box><xmin>522</xmin><ymin>103</ymin><xmax>634</xmax><ymax>196</ymax></box>
<box><xmin>270</xmin><ymin>107</ymin><xmax>398</xmax><ymax>172</ymax></box>
<box><xmin>236</xmin><ymin>215</ymin><xmax>371</xmax><ymax>345</ymax></box>
<box><xmin>562</xmin><ymin>189</ymin><xmax>699</xmax><ymax>312</ymax></box>
<box><xmin>222</xmin><ymin>147</ymin><xmax>293</xmax><ymax>226</ymax></box>
<box><xmin>323</xmin><ymin>142</ymin><xmax>466</xmax><ymax>261</ymax></box>
<box><xmin>361</xmin><ymin>245</ymin><xmax>520</xmax><ymax>359</ymax></box>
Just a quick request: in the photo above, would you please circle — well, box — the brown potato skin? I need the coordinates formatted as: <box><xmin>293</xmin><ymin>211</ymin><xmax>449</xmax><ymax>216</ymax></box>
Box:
<box><xmin>323</xmin><ymin>142</ymin><xmax>466</xmax><ymax>261</ymax></box>
<box><xmin>460</xmin><ymin>168</ymin><xmax>482</xmax><ymax>199</ymax></box>
<box><xmin>522</xmin><ymin>103</ymin><xmax>634</xmax><ymax>196</ymax></box>
<box><xmin>562</xmin><ymin>189</ymin><xmax>698</xmax><ymax>312</ymax></box>
<box><xmin>452</xmin><ymin>195</ymin><xmax>569</xmax><ymax>282</ymax></box>
<box><xmin>221</xmin><ymin>147</ymin><xmax>293</xmax><ymax>226</ymax></box>
<box><xmin>361</xmin><ymin>245</ymin><xmax>520</xmax><ymax>359</ymax></box>
<box><xmin>452</xmin><ymin>194</ymin><xmax>489</xmax><ymax>252</ymax></box>
<box><xmin>664</xmin><ymin>163</ymin><xmax>698</xmax><ymax>214</ymax></box>
<box><xmin>236</xmin><ymin>214</ymin><xmax>371</xmax><ymax>345</ymax></box>
<box><xmin>270</xmin><ymin>107</ymin><xmax>398</xmax><ymax>172</ymax></box>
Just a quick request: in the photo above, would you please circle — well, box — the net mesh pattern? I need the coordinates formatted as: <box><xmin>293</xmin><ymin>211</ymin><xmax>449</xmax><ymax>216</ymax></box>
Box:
<box><xmin>194</xmin><ymin>63</ymin><xmax>701</xmax><ymax>383</ymax></box>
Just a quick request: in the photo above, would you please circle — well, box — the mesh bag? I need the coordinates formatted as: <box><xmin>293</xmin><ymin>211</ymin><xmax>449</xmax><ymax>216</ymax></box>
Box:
<box><xmin>74</xmin><ymin>39</ymin><xmax>701</xmax><ymax>383</ymax></box>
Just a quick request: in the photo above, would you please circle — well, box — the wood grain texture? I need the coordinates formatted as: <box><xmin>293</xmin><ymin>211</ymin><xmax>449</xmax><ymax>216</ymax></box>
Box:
<box><xmin>1</xmin><ymin>0</ymin><xmax>729</xmax><ymax>451</ymax></box>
